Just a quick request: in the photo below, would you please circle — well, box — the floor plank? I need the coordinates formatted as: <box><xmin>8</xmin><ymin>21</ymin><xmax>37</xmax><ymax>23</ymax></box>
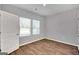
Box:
<box><xmin>10</xmin><ymin>39</ymin><xmax>79</xmax><ymax>55</ymax></box>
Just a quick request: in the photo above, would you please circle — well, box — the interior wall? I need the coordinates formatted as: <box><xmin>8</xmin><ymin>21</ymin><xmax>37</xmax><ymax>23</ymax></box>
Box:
<box><xmin>1</xmin><ymin>4</ymin><xmax>45</xmax><ymax>46</ymax></box>
<box><xmin>46</xmin><ymin>9</ymin><xmax>78</xmax><ymax>45</ymax></box>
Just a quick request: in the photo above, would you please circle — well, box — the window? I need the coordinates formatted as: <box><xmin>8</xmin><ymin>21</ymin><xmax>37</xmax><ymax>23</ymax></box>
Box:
<box><xmin>20</xmin><ymin>17</ymin><xmax>40</xmax><ymax>36</ymax></box>
<box><xmin>32</xmin><ymin>20</ymin><xmax>40</xmax><ymax>35</ymax></box>
<box><xmin>20</xmin><ymin>17</ymin><xmax>31</xmax><ymax>36</ymax></box>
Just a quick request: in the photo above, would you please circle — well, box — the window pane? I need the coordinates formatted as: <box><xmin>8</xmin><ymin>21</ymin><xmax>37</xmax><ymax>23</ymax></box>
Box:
<box><xmin>33</xmin><ymin>20</ymin><xmax>40</xmax><ymax>28</ymax></box>
<box><xmin>32</xmin><ymin>20</ymin><xmax>40</xmax><ymax>34</ymax></box>
<box><xmin>20</xmin><ymin>17</ymin><xmax>31</xmax><ymax>28</ymax></box>
<box><xmin>20</xmin><ymin>17</ymin><xmax>31</xmax><ymax>36</ymax></box>
<box><xmin>32</xmin><ymin>28</ymin><xmax>40</xmax><ymax>34</ymax></box>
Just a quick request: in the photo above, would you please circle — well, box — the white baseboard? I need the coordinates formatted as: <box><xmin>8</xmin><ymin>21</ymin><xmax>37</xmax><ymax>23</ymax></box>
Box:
<box><xmin>20</xmin><ymin>37</ymin><xmax>78</xmax><ymax>48</ymax></box>
<box><xmin>20</xmin><ymin>38</ymin><xmax>43</xmax><ymax>47</ymax></box>
<box><xmin>46</xmin><ymin>37</ymin><xmax>78</xmax><ymax>47</ymax></box>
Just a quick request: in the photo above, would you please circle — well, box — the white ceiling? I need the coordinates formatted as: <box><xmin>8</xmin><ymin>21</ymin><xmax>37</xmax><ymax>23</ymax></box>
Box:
<box><xmin>13</xmin><ymin>4</ymin><xmax>79</xmax><ymax>16</ymax></box>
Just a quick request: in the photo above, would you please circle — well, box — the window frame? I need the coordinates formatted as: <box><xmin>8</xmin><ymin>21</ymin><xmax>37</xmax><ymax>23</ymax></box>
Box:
<box><xmin>20</xmin><ymin>17</ymin><xmax>40</xmax><ymax>37</ymax></box>
<box><xmin>32</xmin><ymin>19</ymin><xmax>40</xmax><ymax>35</ymax></box>
<box><xmin>20</xmin><ymin>17</ymin><xmax>31</xmax><ymax>36</ymax></box>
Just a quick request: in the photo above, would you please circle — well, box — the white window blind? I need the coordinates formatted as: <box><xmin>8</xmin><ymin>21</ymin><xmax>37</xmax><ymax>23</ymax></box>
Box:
<box><xmin>32</xmin><ymin>20</ymin><xmax>40</xmax><ymax>35</ymax></box>
<box><xmin>20</xmin><ymin>17</ymin><xmax>40</xmax><ymax>36</ymax></box>
<box><xmin>20</xmin><ymin>17</ymin><xmax>31</xmax><ymax>36</ymax></box>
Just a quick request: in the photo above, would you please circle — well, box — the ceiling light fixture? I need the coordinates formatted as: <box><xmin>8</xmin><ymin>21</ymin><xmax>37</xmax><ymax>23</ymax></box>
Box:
<box><xmin>35</xmin><ymin>8</ymin><xmax>38</xmax><ymax>11</ymax></box>
<box><xmin>43</xmin><ymin>4</ymin><xmax>46</xmax><ymax>7</ymax></box>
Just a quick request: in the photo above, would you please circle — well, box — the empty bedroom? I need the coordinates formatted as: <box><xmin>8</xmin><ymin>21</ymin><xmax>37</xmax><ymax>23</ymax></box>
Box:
<box><xmin>0</xmin><ymin>4</ymin><xmax>79</xmax><ymax>55</ymax></box>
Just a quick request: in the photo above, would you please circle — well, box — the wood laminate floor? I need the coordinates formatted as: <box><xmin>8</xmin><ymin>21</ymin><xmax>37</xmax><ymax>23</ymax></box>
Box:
<box><xmin>10</xmin><ymin>39</ymin><xmax>79</xmax><ymax>55</ymax></box>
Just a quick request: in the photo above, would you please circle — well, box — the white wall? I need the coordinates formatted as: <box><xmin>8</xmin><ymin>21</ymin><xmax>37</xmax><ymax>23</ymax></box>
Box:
<box><xmin>46</xmin><ymin>9</ymin><xmax>78</xmax><ymax>45</ymax></box>
<box><xmin>1</xmin><ymin>4</ymin><xmax>45</xmax><ymax>46</ymax></box>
